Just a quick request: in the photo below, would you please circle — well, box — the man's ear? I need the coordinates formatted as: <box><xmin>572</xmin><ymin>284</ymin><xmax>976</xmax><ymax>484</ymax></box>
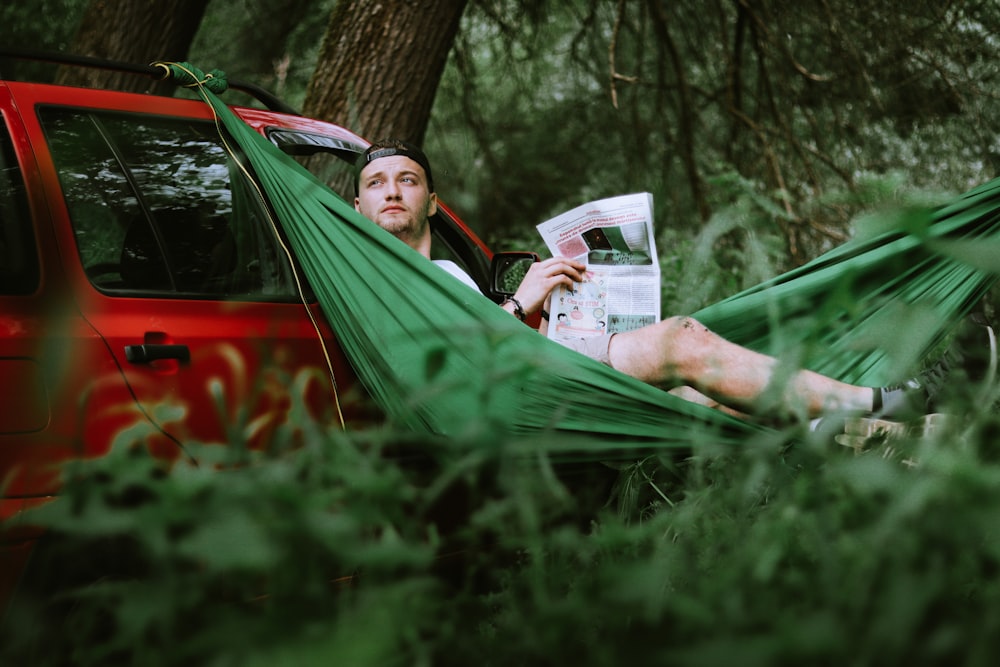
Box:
<box><xmin>428</xmin><ymin>192</ymin><xmax>438</xmax><ymax>217</ymax></box>
<box><xmin>354</xmin><ymin>197</ymin><xmax>361</xmax><ymax>213</ymax></box>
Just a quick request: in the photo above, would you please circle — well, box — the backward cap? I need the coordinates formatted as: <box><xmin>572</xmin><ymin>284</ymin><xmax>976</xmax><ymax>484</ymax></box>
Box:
<box><xmin>355</xmin><ymin>138</ymin><xmax>434</xmax><ymax>194</ymax></box>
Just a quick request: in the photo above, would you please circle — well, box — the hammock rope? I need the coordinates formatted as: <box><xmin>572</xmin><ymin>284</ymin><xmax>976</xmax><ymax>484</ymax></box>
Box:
<box><xmin>155</xmin><ymin>61</ymin><xmax>348</xmax><ymax>430</ymax></box>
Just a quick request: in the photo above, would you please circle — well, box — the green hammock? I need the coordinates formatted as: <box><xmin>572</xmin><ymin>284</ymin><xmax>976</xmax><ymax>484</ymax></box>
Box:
<box><xmin>166</xmin><ymin>63</ymin><xmax>1000</xmax><ymax>452</ymax></box>
<box><xmin>695</xmin><ymin>187</ymin><xmax>1000</xmax><ymax>386</ymax></box>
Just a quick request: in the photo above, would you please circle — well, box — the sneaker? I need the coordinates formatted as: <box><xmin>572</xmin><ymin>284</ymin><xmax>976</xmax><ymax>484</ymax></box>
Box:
<box><xmin>874</xmin><ymin>314</ymin><xmax>996</xmax><ymax>418</ymax></box>
<box><xmin>875</xmin><ymin>358</ymin><xmax>952</xmax><ymax>419</ymax></box>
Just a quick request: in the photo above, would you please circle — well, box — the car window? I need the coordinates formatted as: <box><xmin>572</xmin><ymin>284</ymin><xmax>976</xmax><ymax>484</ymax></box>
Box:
<box><xmin>0</xmin><ymin>115</ymin><xmax>39</xmax><ymax>295</ymax></box>
<box><xmin>268</xmin><ymin>128</ymin><xmax>361</xmax><ymax>202</ymax></box>
<box><xmin>39</xmin><ymin>107</ymin><xmax>299</xmax><ymax>300</ymax></box>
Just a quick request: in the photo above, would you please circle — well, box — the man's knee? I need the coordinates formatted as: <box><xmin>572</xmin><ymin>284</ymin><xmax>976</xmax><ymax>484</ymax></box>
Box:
<box><xmin>662</xmin><ymin>315</ymin><xmax>707</xmax><ymax>333</ymax></box>
<box><xmin>607</xmin><ymin>316</ymin><xmax>698</xmax><ymax>380</ymax></box>
<box><xmin>654</xmin><ymin>316</ymin><xmax>711</xmax><ymax>347</ymax></box>
<box><xmin>613</xmin><ymin>316</ymin><xmax>707</xmax><ymax>354</ymax></box>
<box><xmin>649</xmin><ymin>316</ymin><xmax>717</xmax><ymax>372</ymax></box>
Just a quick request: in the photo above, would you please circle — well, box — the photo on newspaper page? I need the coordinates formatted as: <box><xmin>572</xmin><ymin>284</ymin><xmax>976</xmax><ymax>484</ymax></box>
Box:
<box><xmin>536</xmin><ymin>193</ymin><xmax>661</xmax><ymax>343</ymax></box>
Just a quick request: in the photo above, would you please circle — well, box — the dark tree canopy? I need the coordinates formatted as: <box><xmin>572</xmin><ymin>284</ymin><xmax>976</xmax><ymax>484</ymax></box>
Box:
<box><xmin>427</xmin><ymin>0</ymin><xmax>1000</xmax><ymax>281</ymax></box>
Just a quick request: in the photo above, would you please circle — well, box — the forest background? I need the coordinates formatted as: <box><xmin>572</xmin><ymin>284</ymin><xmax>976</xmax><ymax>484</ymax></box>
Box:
<box><xmin>5</xmin><ymin>0</ymin><xmax>1000</xmax><ymax>310</ymax></box>
<box><xmin>5</xmin><ymin>1</ymin><xmax>1000</xmax><ymax>665</ymax></box>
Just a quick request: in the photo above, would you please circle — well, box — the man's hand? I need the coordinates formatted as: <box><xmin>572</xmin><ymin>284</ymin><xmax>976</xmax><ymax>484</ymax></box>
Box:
<box><xmin>507</xmin><ymin>256</ymin><xmax>587</xmax><ymax>316</ymax></box>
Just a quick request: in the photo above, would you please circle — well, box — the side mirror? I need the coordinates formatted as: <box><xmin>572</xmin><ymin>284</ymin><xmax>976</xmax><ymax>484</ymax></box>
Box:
<box><xmin>489</xmin><ymin>251</ymin><xmax>539</xmax><ymax>300</ymax></box>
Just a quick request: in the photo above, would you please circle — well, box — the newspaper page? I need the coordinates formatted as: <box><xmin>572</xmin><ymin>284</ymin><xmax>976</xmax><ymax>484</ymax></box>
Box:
<box><xmin>536</xmin><ymin>193</ymin><xmax>660</xmax><ymax>343</ymax></box>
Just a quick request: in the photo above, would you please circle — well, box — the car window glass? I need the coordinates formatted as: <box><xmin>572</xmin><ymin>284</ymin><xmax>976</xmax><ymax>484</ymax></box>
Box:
<box><xmin>39</xmin><ymin>107</ymin><xmax>299</xmax><ymax>300</ymax></box>
<box><xmin>267</xmin><ymin>128</ymin><xmax>361</xmax><ymax>202</ymax></box>
<box><xmin>0</xmin><ymin>115</ymin><xmax>39</xmax><ymax>295</ymax></box>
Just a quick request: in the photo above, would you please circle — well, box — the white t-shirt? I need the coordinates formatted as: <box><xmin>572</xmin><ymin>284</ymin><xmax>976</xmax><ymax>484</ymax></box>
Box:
<box><xmin>433</xmin><ymin>259</ymin><xmax>480</xmax><ymax>292</ymax></box>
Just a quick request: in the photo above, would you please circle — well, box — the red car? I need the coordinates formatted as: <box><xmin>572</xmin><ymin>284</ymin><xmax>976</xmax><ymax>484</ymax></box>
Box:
<box><xmin>0</xmin><ymin>51</ymin><xmax>499</xmax><ymax>605</ymax></box>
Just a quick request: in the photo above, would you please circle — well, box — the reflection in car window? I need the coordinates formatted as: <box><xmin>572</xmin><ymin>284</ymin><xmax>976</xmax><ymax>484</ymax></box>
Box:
<box><xmin>268</xmin><ymin>129</ymin><xmax>362</xmax><ymax>202</ymax></box>
<box><xmin>40</xmin><ymin>107</ymin><xmax>299</xmax><ymax>300</ymax></box>
<box><xmin>0</xmin><ymin>115</ymin><xmax>39</xmax><ymax>295</ymax></box>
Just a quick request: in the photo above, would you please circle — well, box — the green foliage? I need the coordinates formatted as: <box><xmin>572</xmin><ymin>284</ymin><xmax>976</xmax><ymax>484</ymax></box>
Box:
<box><xmin>2</xmin><ymin>417</ymin><xmax>454</xmax><ymax>665</ymax></box>
<box><xmin>0</xmin><ymin>0</ymin><xmax>88</xmax><ymax>81</ymax></box>
<box><xmin>658</xmin><ymin>170</ymin><xmax>790</xmax><ymax>314</ymax></box>
<box><xmin>0</xmin><ymin>0</ymin><xmax>87</xmax><ymax>53</ymax></box>
<box><xmin>6</xmin><ymin>367</ymin><xmax>1000</xmax><ymax>665</ymax></box>
<box><xmin>431</xmin><ymin>0</ymin><xmax>1000</xmax><ymax>272</ymax></box>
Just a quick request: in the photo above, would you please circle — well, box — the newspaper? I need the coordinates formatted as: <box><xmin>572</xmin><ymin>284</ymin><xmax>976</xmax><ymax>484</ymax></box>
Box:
<box><xmin>536</xmin><ymin>192</ymin><xmax>660</xmax><ymax>342</ymax></box>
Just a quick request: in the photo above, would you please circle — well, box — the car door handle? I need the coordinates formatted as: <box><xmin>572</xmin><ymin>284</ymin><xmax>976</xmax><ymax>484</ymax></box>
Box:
<box><xmin>124</xmin><ymin>344</ymin><xmax>191</xmax><ymax>364</ymax></box>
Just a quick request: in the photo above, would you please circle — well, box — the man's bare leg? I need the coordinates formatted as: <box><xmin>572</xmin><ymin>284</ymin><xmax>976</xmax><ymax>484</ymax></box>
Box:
<box><xmin>609</xmin><ymin>316</ymin><xmax>874</xmax><ymax>417</ymax></box>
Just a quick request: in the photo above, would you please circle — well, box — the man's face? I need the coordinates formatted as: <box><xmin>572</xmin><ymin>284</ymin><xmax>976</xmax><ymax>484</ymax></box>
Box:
<box><xmin>354</xmin><ymin>155</ymin><xmax>437</xmax><ymax>252</ymax></box>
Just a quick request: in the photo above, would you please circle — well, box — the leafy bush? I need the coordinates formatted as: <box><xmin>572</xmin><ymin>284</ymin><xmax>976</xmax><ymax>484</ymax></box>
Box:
<box><xmin>6</xmin><ymin>385</ymin><xmax>1000</xmax><ymax>666</ymax></box>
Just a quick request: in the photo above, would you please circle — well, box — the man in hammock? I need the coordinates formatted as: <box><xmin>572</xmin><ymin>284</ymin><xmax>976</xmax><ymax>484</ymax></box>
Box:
<box><xmin>354</xmin><ymin>139</ymin><xmax>964</xmax><ymax>420</ymax></box>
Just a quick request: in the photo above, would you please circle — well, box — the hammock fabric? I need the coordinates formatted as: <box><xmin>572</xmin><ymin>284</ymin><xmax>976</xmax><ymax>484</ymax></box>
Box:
<box><xmin>694</xmin><ymin>191</ymin><xmax>1000</xmax><ymax>386</ymax></box>
<box><xmin>166</xmin><ymin>63</ymin><xmax>1000</xmax><ymax>452</ymax></box>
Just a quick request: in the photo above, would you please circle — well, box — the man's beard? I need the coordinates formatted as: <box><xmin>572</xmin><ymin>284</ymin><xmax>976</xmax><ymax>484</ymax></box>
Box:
<box><xmin>378</xmin><ymin>210</ymin><xmax>427</xmax><ymax>246</ymax></box>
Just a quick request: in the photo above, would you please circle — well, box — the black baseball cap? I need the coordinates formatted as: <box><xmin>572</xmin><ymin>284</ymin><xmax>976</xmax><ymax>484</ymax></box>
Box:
<box><xmin>354</xmin><ymin>139</ymin><xmax>434</xmax><ymax>194</ymax></box>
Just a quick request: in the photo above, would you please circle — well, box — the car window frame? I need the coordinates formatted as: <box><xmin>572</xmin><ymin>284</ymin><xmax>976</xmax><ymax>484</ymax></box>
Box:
<box><xmin>0</xmin><ymin>110</ymin><xmax>40</xmax><ymax>296</ymax></box>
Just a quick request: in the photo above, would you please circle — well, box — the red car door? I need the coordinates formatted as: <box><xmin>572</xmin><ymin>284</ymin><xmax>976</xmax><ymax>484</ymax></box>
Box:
<box><xmin>14</xmin><ymin>84</ymin><xmax>357</xmax><ymax>456</ymax></box>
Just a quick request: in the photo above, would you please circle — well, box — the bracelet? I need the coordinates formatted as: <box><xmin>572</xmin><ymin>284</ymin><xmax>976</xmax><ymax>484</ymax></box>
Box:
<box><xmin>541</xmin><ymin>309</ymin><xmax>550</xmax><ymax>321</ymax></box>
<box><xmin>502</xmin><ymin>296</ymin><xmax>527</xmax><ymax>322</ymax></box>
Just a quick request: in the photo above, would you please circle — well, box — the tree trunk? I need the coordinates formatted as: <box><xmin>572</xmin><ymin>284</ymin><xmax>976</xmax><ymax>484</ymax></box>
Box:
<box><xmin>55</xmin><ymin>0</ymin><xmax>210</xmax><ymax>94</ymax></box>
<box><xmin>303</xmin><ymin>0</ymin><xmax>469</xmax><ymax>146</ymax></box>
<box><xmin>220</xmin><ymin>0</ymin><xmax>321</xmax><ymax>94</ymax></box>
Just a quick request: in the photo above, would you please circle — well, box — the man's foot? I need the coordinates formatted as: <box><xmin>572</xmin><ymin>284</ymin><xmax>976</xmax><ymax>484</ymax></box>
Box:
<box><xmin>874</xmin><ymin>359</ymin><xmax>952</xmax><ymax>419</ymax></box>
<box><xmin>873</xmin><ymin>314</ymin><xmax>996</xmax><ymax>419</ymax></box>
